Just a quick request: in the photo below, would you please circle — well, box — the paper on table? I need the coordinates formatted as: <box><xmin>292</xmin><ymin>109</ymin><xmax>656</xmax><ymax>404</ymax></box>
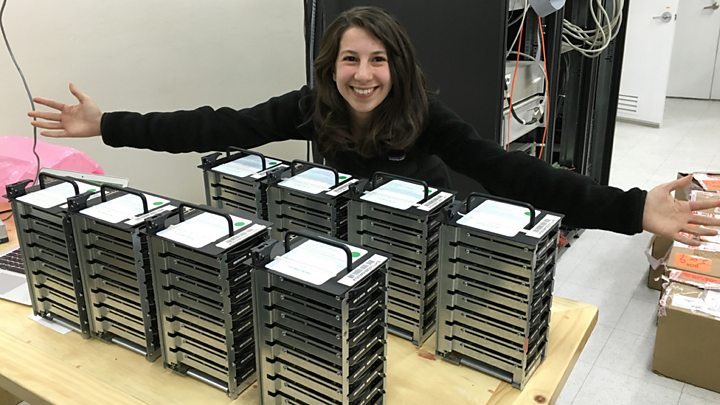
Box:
<box><xmin>457</xmin><ymin>200</ymin><xmax>531</xmax><ymax>237</ymax></box>
<box><xmin>213</xmin><ymin>155</ymin><xmax>282</xmax><ymax>178</ymax></box>
<box><xmin>266</xmin><ymin>240</ymin><xmax>367</xmax><ymax>285</ymax></box>
<box><xmin>360</xmin><ymin>180</ymin><xmax>434</xmax><ymax>210</ymax></box>
<box><xmin>157</xmin><ymin>212</ymin><xmax>253</xmax><ymax>249</ymax></box>
<box><xmin>16</xmin><ymin>181</ymin><xmax>97</xmax><ymax>209</ymax></box>
<box><xmin>80</xmin><ymin>193</ymin><xmax>170</xmax><ymax>224</ymax></box>
<box><xmin>279</xmin><ymin>167</ymin><xmax>351</xmax><ymax>195</ymax></box>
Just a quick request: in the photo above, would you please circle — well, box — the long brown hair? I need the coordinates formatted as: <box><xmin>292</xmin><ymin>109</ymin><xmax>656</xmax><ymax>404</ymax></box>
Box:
<box><xmin>313</xmin><ymin>6</ymin><xmax>429</xmax><ymax>158</ymax></box>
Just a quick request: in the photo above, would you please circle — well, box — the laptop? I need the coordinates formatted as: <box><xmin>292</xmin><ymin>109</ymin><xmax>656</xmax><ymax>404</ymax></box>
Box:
<box><xmin>0</xmin><ymin>247</ymin><xmax>31</xmax><ymax>306</ymax></box>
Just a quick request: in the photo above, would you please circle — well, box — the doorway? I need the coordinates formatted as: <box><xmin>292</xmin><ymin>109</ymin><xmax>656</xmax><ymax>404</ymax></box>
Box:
<box><xmin>667</xmin><ymin>0</ymin><xmax>720</xmax><ymax>100</ymax></box>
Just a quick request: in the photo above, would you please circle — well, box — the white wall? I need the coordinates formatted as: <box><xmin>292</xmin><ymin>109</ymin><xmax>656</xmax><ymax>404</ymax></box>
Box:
<box><xmin>0</xmin><ymin>0</ymin><xmax>307</xmax><ymax>203</ymax></box>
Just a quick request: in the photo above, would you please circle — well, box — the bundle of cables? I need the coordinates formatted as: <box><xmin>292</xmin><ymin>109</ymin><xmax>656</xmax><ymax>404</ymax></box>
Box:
<box><xmin>561</xmin><ymin>0</ymin><xmax>625</xmax><ymax>58</ymax></box>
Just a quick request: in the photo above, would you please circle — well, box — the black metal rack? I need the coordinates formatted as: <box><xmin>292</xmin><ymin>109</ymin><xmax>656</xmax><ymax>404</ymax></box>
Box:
<box><xmin>436</xmin><ymin>193</ymin><xmax>562</xmax><ymax>388</ymax></box>
<box><xmin>200</xmin><ymin>148</ymin><xmax>290</xmax><ymax>221</ymax></box>
<box><xmin>6</xmin><ymin>174</ymin><xmax>99</xmax><ymax>336</ymax></box>
<box><xmin>68</xmin><ymin>185</ymin><xmax>181</xmax><ymax>360</ymax></box>
<box><xmin>266</xmin><ymin>160</ymin><xmax>356</xmax><ymax>240</ymax></box>
<box><xmin>148</xmin><ymin>203</ymin><xmax>271</xmax><ymax>398</ymax></box>
<box><xmin>252</xmin><ymin>231</ymin><xmax>388</xmax><ymax>404</ymax></box>
<box><xmin>347</xmin><ymin>172</ymin><xmax>455</xmax><ymax>346</ymax></box>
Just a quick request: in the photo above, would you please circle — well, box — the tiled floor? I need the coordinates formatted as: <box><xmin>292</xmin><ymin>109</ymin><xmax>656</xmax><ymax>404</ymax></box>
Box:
<box><xmin>555</xmin><ymin>98</ymin><xmax>720</xmax><ymax>405</ymax></box>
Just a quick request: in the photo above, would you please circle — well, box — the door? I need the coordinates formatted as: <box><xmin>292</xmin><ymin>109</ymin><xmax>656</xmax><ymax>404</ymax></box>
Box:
<box><xmin>617</xmin><ymin>0</ymin><xmax>680</xmax><ymax>126</ymax></box>
<box><xmin>667</xmin><ymin>0</ymin><xmax>720</xmax><ymax>99</ymax></box>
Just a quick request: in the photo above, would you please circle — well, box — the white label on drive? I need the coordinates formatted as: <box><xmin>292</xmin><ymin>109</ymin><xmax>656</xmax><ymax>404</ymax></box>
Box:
<box><xmin>525</xmin><ymin>215</ymin><xmax>561</xmax><ymax>239</ymax></box>
<box><xmin>417</xmin><ymin>191</ymin><xmax>453</xmax><ymax>211</ymax></box>
<box><xmin>326</xmin><ymin>178</ymin><xmax>358</xmax><ymax>197</ymax></box>
<box><xmin>339</xmin><ymin>254</ymin><xmax>387</xmax><ymax>286</ymax></box>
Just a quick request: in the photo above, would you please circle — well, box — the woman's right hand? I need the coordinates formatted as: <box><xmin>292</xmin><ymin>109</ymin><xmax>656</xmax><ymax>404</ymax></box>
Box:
<box><xmin>28</xmin><ymin>83</ymin><xmax>103</xmax><ymax>138</ymax></box>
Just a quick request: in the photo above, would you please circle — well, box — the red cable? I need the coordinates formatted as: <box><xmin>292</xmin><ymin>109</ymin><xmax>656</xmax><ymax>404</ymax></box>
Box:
<box><xmin>538</xmin><ymin>15</ymin><xmax>550</xmax><ymax>161</ymax></box>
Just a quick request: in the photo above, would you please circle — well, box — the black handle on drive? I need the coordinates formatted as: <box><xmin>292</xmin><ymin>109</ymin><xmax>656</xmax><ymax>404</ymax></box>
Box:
<box><xmin>370</xmin><ymin>171</ymin><xmax>429</xmax><ymax>200</ymax></box>
<box><xmin>38</xmin><ymin>173</ymin><xmax>80</xmax><ymax>195</ymax></box>
<box><xmin>284</xmin><ymin>230</ymin><xmax>353</xmax><ymax>273</ymax></box>
<box><xmin>290</xmin><ymin>160</ymin><xmax>340</xmax><ymax>186</ymax></box>
<box><xmin>100</xmin><ymin>184</ymin><xmax>149</xmax><ymax>214</ymax></box>
<box><xmin>178</xmin><ymin>203</ymin><xmax>234</xmax><ymax>238</ymax></box>
<box><xmin>466</xmin><ymin>192</ymin><xmax>536</xmax><ymax>227</ymax></box>
<box><xmin>227</xmin><ymin>147</ymin><xmax>267</xmax><ymax>171</ymax></box>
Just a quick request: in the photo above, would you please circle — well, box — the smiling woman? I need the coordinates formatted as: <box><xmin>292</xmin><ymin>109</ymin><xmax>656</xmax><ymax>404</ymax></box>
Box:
<box><xmin>333</xmin><ymin>27</ymin><xmax>392</xmax><ymax>130</ymax></box>
<box><xmin>26</xmin><ymin>6</ymin><xmax>720</xmax><ymax>243</ymax></box>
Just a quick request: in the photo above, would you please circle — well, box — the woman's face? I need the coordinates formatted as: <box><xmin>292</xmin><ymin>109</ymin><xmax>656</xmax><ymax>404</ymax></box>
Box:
<box><xmin>334</xmin><ymin>27</ymin><xmax>392</xmax><ymax>128</ymax></box>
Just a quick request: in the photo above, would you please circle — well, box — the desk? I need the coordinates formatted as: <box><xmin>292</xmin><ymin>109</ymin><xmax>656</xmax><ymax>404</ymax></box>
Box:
<box><xmin>0</xmin><ymin>208</ymin><xmax>597</xmax><ymax>405</ymax></box>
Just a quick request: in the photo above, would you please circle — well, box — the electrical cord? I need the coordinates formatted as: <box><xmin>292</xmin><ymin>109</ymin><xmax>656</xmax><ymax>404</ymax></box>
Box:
<box><xmin>1</xmin><ymin>0</ymin><xmax>41</xmax><ymax>184</ymax></box>
<box><xmin>538</xmin><ymin>16</ymin><xmax>550</xmax><ymax>162</ymax></box>
<box><xmin>562</xmin><ymin>0</ymin><xmax>624</xmax><ymax>58</ymax></box>
<box><xmin>506</xmin><ymin>0</ymin><xmax>529</xmax><ymax>59</ymax></box>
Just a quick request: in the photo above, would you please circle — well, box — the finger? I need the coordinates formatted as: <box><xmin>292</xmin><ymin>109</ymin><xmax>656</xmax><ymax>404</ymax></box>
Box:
<box><xmin>664</xmin><ymin>175</ymin><xmax>693</xmax><ymax>193</ymax></box>
<box><xmin>28</xmin><ymin>110</ymin><xmax>62</xmax><ymax>121</ymax></box>
<box><xmin>689</xmin><ymin>198</ymin><xmax>720</xmax><ymax>212</ymax></box>
<box><xmin>688</xmin><ymin>213</ymin><xmax>720</xmax><ymax>227</ymax></box>
<box><xmin>69</xmin><ymin>83</ymin><xmax>89</xmax><ymax>103</ymax></box>
<box><xmin>33</xmin><ymin>96</ymin><xmax>65</xmax><ymax>111</ymax></box>
<box><xmin>682</xmin><ymin>225</ymin><xmax>718</xmax><ymax>237</ymax></box>
<box><xmin>30</xmin><ymin>120</ymin><xmax>64</xmax><ymax>130</ymax></box>
<box><xmin>39</xmin><ymin>129</ymin><xmax>68</xmax><ymax>138</ymax></box>
<box><xmin>674</xmin><ymin>232</ymin><xmax>701</xmax><ymax>246</ymax></box>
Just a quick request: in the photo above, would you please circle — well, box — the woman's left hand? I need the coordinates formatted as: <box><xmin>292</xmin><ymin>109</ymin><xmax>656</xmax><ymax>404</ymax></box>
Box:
<box><xmin>642</xmin><ymin>175</ymin><xmax>720</xmax><ymax>245</ymax></box>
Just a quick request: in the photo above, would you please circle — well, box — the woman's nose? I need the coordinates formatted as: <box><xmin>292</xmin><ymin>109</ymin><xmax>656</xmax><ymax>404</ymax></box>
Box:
<box><xmin>354</xmin><ymin>60</ymin><xmax>372</xmax><ymax>81</ymax></box>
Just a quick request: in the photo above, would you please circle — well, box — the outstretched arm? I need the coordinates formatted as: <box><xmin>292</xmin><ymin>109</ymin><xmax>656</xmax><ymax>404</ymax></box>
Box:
<box><xmin>643</xmin><ymin>175</ymin><xmax>720</xmax><ymax>246</ymax></box>
<box><xmin>28</xmin><ymin>83</ymin><xmax>102</xmax><ymax>138</ymax></box>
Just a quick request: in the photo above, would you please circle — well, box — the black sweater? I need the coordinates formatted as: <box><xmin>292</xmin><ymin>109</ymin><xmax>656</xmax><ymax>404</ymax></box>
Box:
<box><xmin>101</xmin><ymin>86</ymin><xmax>646</xmax><ymax>234</ymax></box>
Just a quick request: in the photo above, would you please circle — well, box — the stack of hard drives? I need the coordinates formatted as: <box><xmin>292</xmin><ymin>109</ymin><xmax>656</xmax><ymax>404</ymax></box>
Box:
<box><xmin>147</xmin><ymin>204</ymin><xmax>271</xmax><ymax>398</ymax></box>
<box><xmin>347</xmin><ymin>173</ymin><xmax>455</xmax><ymax>346</ymax></box>
<box><xmin>267</xmin><ymin>161</ymin><xmax>356</xmax><ymax>240</ymax></box>
<box><xmin>252</xmin><ymin>231</ymin><xmax>389</xmax><ymax>404</ymax></box>
<box><xmin>200</xmin><ymin>148</ymin><xmax>289</xmax><ymax>220</ymax></box>
<box><xmin>6</xmin><ymin>174</ymin><xmax>99</xmax><ymax>336</ymax></box>
<box><xmin>436</xmin><ymin>193</ymin><xmax>562</xmax><ymax>389</ymax></box>
<box><xmin>68</xmin><ymin>186</ymin><xmax>180</xmax><ymax>360</ymax></box>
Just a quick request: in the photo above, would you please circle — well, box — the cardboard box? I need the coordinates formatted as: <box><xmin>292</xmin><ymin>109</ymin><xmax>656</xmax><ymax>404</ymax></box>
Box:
<box><xmin>676</xmin><ymin>172</ymin><xmax>720</xmax><ymax>201</ymax></box>
<box><xmin>646</xmin><ymin>235</ymin><xmax>673</xmax><ymax>291</ymax></box>
<box><xmin>653</xmin><ymin>280</ymin><xmax>720</xmax><ymax>393</ymax></box>
<box><xmin>668</xmin><ymin>242</ymin><xmax>720</xmax><ymax>279</ymax></box>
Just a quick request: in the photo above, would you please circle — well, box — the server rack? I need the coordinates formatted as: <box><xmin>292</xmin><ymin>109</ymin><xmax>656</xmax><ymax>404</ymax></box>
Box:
<box><xmin>436</xmin><ymin>193</ymin><xmax>562</xmax><ymax>389</ymax></box>
<box><xmin>252</xmin><ymin>231</ymin><xmax>388</xmax><ymax>404</ymax></box>
<box><xmin>200</xmin><ymin>148</ymin><xmax>290</xmax><ymax>220</ymax></box>
<box><xmin>347</xmin><ymin>173</ymin><xmax>455</xmax><ymax>346</ymax></box>
<box><xmin>6</xmin><ymin>174</ymin><xmax>98</xmax><ymax>336</ymax></box>
<box><xmin>68</xmin><ymin>185</ymin><xmax>181</xmax><ymax>360</ymax></box>
<box><xmin>148</xmin><ymin>203</ymin><xmax>271</xmax><ymax>398</ymax></box>
<box><xmin>266</xmin><ymin>160</ymin><xmax>356</xmax><ymax>240</ymax></box>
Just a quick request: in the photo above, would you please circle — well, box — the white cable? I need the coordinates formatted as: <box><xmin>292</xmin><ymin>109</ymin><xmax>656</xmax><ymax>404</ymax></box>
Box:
<box><xmin>562</xmin><ymin>0</ymin><xmax>624</xmax><ymax>58</ymax></box>
<box><xmin>506</xmin><ymin>0</ymin><xmax>529</xmax><ymax>58</ymax></box>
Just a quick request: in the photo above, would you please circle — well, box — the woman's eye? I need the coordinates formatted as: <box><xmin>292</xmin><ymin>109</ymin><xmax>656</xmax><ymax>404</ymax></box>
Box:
<box><xmin>343</xmin><ymin>56</ymin><xmax>357</xmax><ymax>62</ymax></box>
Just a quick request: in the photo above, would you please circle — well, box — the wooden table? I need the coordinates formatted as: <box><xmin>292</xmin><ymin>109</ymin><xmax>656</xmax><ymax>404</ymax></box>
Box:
<box><xmin>0</xmin><ymin>208</ymin><xmax>598</xmax><ymax>405</ymax></box>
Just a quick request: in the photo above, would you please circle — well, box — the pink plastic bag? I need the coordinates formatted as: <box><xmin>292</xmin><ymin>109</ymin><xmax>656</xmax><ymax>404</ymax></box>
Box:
<box><xmin>0</xmin><ymin>135</ymin><xmax>103</xmax><ymax>201</ymax></box>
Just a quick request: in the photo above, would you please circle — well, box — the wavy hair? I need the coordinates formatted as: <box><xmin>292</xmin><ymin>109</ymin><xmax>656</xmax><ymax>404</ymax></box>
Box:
<box><xmin>313</xmin><ymin>6</ymin><xmax>429</xmax><ymax>158</ymax></box>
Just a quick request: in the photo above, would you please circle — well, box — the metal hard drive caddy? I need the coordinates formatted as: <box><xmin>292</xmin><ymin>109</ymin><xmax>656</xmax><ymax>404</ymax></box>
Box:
<box><xmin>251</xmin><ymin>231</ymin><xmax>389</xmax><ymax>405</ymax></box>
<box><xmin>67</xmin><ymin>185</ymin><xmax>181</xmax><ymax>360</ymax></box>
<box><xmin>436</xmin><ymin>193</ymin><xmax>562</xmax><ymax>389</ymax></box>
<box><xmin>6</xmin><ymin>174</ymin><xmax>98</xmax><ymax>336</ymax></box>
<box><xmin>347</xmin><ymin>172</ymin><xmax>455</xmax><ymax>346</ymax></box>
<box><xmin>266</xmin><ymin>160</ymin><xmax>355</xmax><ymax>240</ymax></box>
<box><xmin>147</xmin><ymin>203</ymin><xmax>271</xmax><ymax>398</ymax></box>
<box><xmin>200</xmin><ymin>147</ymin><xmax>290</xmax><ymax>220</ymax></box>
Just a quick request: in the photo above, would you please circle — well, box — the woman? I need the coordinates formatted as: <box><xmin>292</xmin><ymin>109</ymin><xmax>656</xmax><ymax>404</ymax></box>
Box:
<box><xmin>28</xmin><ymin>6</ymin><xmax>719</xmax><ymax>244</ymax></box>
